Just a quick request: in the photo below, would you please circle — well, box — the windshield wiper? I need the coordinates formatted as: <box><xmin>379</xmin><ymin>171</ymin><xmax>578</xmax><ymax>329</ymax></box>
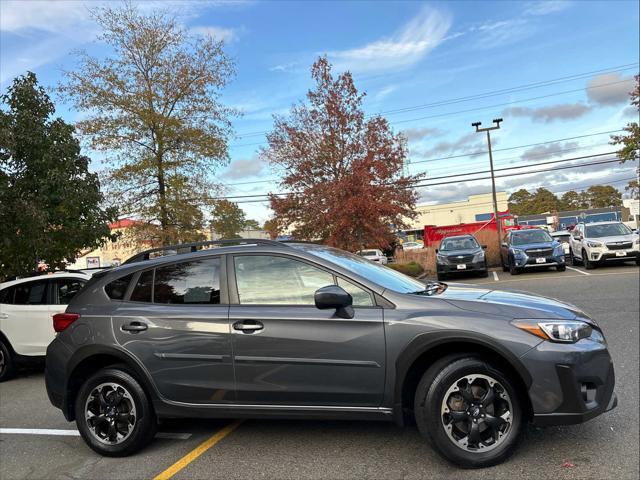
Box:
<box><xmin>410</xmin><ymin>281</ymin><xmax>448</xmax><ymax>296</ymax></box>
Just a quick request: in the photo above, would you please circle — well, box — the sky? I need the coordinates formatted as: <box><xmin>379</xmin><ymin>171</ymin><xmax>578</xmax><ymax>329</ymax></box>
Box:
<box><xmin>1</xmin><ymin>0</ymin><xmax>639</xmax><ymax>224</ymax></box>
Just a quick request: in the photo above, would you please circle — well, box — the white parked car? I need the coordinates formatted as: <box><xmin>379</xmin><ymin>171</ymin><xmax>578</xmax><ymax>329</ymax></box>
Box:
<box><xmin>0</xmin><ymin>272</ymin><xmax>90</xmax><ymax>381</ymax></box>
<box><xmin>357</xmin><ymin>249</ymin><xmax>388</xmax><ymax>264</ymax></box>
<box><xmin>550</xmin><ymin>230</ymin><xmax>571</xmax><ymax>256</ymax></box>
<box><xmin>401</xmin><ymin>241</ymin><xmax>423</xmax><ymax>250</ymax></box>
<box><xmin>569</xmin><ymin>221</ymin><xmax>640</xmax><ymax>269</ymax></box>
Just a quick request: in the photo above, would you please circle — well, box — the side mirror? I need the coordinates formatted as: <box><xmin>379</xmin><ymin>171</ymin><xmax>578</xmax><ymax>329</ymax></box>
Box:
<box><xmin>435</xmin><ymin>248</ymin><xmax>439</xmax><ymax>253</ymax></box>
<box><xmin>501</xmin><ymin>242</ymin><xmax>508</xmax><ymax>248</ymax></box>
<box><xmin>481</xmin><ymin>245</ymin><xmax>488</xmax><ymax>250</ymax></box>
<box><xmin>314</xmin><ymin>285</ymin><xmax>354</xmax><ymax>319</ymax></box>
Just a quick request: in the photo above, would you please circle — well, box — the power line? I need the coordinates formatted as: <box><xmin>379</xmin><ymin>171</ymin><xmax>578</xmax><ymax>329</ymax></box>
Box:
<box><xmin>222</xmin><ymin>129</ymin><xmax>624</xmax><ymax>188</ymax></box>
<box><xmin>233</xmin><ymin>63</ymin><xmax>638</xmax><ymax>139</ymax></box>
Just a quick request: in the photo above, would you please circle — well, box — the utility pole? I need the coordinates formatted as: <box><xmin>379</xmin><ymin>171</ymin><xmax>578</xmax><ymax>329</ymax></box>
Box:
<box><xmin>472</xmin><ymin>118</ymin><xmax>503</xmax><ymax>247</ymax></box>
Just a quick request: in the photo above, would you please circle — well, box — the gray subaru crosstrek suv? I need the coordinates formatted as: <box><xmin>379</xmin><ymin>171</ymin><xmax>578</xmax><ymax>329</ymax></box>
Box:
<box><xmin>45</xmin><ymin>240</ymin><xmax>616</xmax><ymax>468</ymax></box>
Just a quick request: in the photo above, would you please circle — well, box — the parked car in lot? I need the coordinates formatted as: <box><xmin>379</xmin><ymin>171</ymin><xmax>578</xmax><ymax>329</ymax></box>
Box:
<box><xmin>401</xmin><ymin>241</ymin><xmax>423</xmax><ymax>250</ymax></box>
<box><xmin>500</xmin><ymin>228</ymin><xmax>566</xmax><ymax>275</ymax></box>
<box><xmin>356</xmin><ymin>249</ymin><xmax>388</xmax><ymax>264</ymax></box>
<box><xmin>0</xmin><ymin>272</ymin><xmax>90</xmax><ymax>381</ymax></box>
<box><xmin>46</xmin><ymin>239</ymin><xmax>616</xmax><ymax>467</ymax></box>
<box><xmin>435</xmin><ymin>234</ymin><xmax>488</xmax><ymax>280</ymax></box>
<box><xmin>550</xmin><ymin>230</ymin><xmax>571</xmax><ymax>257</ymax></box>
<box><xmin>569</xmin><ymin>221</ymin><xmax>640</xmax><ymax>269</ymax></box>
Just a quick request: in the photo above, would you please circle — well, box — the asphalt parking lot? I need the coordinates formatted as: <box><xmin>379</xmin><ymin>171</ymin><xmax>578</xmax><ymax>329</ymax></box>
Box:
<box><xmin>0</xmin><ymin>263</ymin><xmax>638</xmax><ymax>480</ymax></box>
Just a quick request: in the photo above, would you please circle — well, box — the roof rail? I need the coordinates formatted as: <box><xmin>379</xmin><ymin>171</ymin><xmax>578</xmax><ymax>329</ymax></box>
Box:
<box><xmin>122</xmin><ymin>238</ymin><xmax>287</xmax><ymax>264</ymax></box>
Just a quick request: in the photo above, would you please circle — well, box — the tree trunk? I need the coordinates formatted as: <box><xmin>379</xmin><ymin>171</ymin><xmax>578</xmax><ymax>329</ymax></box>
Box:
<box><xmin>156</xmin><ymin>152</ymin><xmax>169</xmax><ymax>245</ymax></box>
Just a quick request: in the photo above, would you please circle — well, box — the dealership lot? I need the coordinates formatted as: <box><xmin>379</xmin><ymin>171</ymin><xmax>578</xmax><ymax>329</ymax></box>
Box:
<box><xmin>0</xmin><ymin>264</ymin><xmax>638</xmax><ymax>480</ymax></box>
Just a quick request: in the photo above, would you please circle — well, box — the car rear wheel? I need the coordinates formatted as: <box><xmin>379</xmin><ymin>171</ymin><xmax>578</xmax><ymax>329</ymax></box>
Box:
<box><xmin>75</xmin><ymin>367</ymin><xmax>157</xmax><ymax>457</ymax></box>
<box><xmin>414</xmin><ymin>355</ymin><xmax>523</xmax><ymax>468</ymax></box>
<box><xmin>0</xmin><ymin>340</ymin><xmax>16</xmax><ymax>382</ymax></box>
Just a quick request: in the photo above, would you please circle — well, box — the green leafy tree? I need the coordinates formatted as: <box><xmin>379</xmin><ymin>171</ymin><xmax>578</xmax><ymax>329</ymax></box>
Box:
<box><xmin>610</xmin><ymin>75</ymin><xmax>639</xmax><ymax>163</ymax></box>
<box><xmin>244</xmin><ymin>219</ymin><xmax>261</xmax><ymax>230</ymax></box>
<box><xmin>210</xmin><ymin>200</ymin><xmax>246</xmax><ymax>238</ymax></box>
<box><xmin>0</xmin><ymin>73</ymin><xmax>116</xmax><ymax>278</ymax></box>
<box><xmin>560</xmin><ymin>190</ymin><xmax>589</xmax><ymax>210</ymax></box>
<box><xmin>507</xmin><ymin>189</ymin><xmax>533</xmax><ymax>215</ymax></box>
<box><xmin>585</xmin><ymin>185</ymin><xmax>622</xmax><ymax>208</ymax></box>
<box><xmin>263</xmin><ymin>218</ymin><xmax>279</xmax><ymax>240</ymax></box>
<box><xmin>58</xmin><ymin>3</ymin><xmax>235</xmax><ymax>245</ymax></box>
<box><xmin>625</xmin><ymin>180</ymin><xmax>639</xmax><ymax>199</ymax></box>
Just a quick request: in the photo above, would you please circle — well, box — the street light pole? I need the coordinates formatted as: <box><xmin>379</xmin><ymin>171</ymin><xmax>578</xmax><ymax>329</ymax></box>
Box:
<box><xmin>472</xmin><ymin>118</ymin><xmax>503</xmax><ymax>246</ymax></box>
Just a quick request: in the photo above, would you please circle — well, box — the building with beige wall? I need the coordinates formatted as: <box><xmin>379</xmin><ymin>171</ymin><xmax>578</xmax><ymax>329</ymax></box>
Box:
<box><xmin>406</xmin><ymin>192</ymin><xmax>509</xmax><ymax>231</ymax></box>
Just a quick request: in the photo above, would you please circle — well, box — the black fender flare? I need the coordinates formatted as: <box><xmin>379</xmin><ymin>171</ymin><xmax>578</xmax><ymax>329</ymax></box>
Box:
<box><xmin>393</xmin><ymin>330</ymin><xmax>533</xmax><ymax>413</ymax></box>
<box><xmin>64</xmin><ymin>344</ymin><xmax>161</xmax><ymax>418</ymax></box>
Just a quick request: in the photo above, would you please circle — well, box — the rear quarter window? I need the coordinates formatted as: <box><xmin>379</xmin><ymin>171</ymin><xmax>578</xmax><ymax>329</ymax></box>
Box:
<box><xmin>104</xmin><ymin>274</ymin><xmax>133</xmax><ymax>300</ymax></box>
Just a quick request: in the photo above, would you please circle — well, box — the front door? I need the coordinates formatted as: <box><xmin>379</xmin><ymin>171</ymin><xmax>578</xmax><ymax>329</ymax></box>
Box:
<box><xmin>228</xmin><ymin>254</ymin><xmax>385</xmax><ymax>407</ymax></box>
<box><xmin>112</xmin><ymin>256</ymin><xmax>234</xmax><ymax>404</ymax></box>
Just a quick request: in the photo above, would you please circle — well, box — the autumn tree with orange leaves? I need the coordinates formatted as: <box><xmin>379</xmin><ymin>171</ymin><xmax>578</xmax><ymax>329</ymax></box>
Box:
<box><xmin>261</xmin><ymin>57</ymin><xmax>423</xmax><ymax>251</ymax></box>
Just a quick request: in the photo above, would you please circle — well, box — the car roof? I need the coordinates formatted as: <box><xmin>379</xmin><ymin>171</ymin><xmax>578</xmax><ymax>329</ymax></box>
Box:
<box><xmin>550</xmin><ymin>230</ymin><xmax>570</xmax><ymax>235</ymax></box>
<box><xmin>580</xmin><ymin>221</ymin><xmax>623</xmax><ymax>226</ymax></box>
<box><xmin>441</xmin><ymin>234</ymin><xmax>474</xmax><ymax>240</ymax></box>
<box><xmin>0</xmin><ymin>271</ymin><xmax>91</xmax><ymax>289</ymax></box>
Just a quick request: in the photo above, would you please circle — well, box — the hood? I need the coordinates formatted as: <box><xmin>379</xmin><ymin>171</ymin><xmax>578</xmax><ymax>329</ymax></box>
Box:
<box><xmin>592</xmin><ymin>234</ymin><xmax>634</xmax><ymax>243</ymax></box>
<box><xmin>438</xmin><ymin>248</ymin><xmax>481</xmax><ymax>257</ymax></box>
<box><xmin>436</xmin><ymin>283</ymin><xmax>586</xmax><ymax>320</ymax></box>
<box><xmin>511</xmin><ymin>241</ymin><xmax>558</xmax><ymax>250</ymax></box>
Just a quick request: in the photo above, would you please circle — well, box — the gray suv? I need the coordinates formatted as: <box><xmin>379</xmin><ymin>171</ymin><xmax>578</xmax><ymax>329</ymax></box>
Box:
<box><xmin>45</xmin><ymin>240</ymin><xmax>616</xmax><ymax>468</ymax></box>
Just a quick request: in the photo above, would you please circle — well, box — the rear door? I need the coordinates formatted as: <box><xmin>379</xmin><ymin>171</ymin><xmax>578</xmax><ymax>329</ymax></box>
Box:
<box><xmin>228</xmin><ymin>253</ymin><xmax>385</xmax><ymax>407</ymax></box>
<box><xmin>112</xmin><ymin>256</ymin><xmax>234</xmax><ymax>404</ymax></box>
<box><xmin>1</xmin><ymin>279</ymin><xmax>52</xmax><ymax>356</ymax></box>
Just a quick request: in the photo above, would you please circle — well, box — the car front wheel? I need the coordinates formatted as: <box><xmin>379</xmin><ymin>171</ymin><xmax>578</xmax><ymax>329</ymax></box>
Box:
<box><xmin>75</xmin><ymin>366</ymin><xmax>157</xmax><ymax>457</ymax></box>
<box><xmin>570</xmin><ymin>248</ymin><xmax>581</xmax><ymax>266</ymax></box>
<box><xmin>414</xmin><ymin>355</ymin><xmax>523</xmax><ymax>468</ymax></box>
<box><xmin>0</xmin><ymin>340</ymin><xmax>15</xmax><ymax>382</ymax></box>
<box><xmin>583</xmin><ymin>250</ymin><xmax>596</xmax><ymax>270</ymax></box>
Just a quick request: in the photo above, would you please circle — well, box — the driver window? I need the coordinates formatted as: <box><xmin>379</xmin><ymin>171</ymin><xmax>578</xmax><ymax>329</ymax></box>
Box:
<box><xmin>234</xmin><ymin>255</ymin><xmax>334</xmax><ymax>305</ymax></box>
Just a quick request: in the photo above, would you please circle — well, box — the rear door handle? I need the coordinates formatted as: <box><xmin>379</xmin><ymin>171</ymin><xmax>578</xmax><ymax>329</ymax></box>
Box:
<box><xmin>121</xmin><ymin>321</ymin><xmax>148</xmax><ymax>333</ymax></box>
<box><xmin>233</xmin><ymin>320</ymin><xmax>264</xmax><ymax>333</ymax></box>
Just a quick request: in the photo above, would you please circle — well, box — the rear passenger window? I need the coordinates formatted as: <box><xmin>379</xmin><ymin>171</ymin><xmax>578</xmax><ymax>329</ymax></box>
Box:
<box><xmin>55</xmin><ymin>278</ymin><xmax>86</xmax><ymax>305</ymax></box>
<box><xmin>105</xmin><ymin>274</ymin><xmax>133</xmax><ymax>300</ymax></box>
<box><xmin>130</xmin><ymin>270</ymin><xmax>154</xmax><ymax>302</ymax></box>
<box><xmin>154</xmin><ymin>258</ymin><xmax>221</xmax><ymax>304</ymax></box>
<box><xmin>13</xmin><ymin>280</ymin><xmax>47</xmax><ymax>305</ymax></box>
<box><xmin>0</xmin><ymin>287</ymin><xmax>14</xmax><ymax>304</ymax></box>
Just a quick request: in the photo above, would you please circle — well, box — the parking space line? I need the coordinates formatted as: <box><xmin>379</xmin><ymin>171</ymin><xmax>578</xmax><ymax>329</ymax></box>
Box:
<box><xmin>566</xmin><ymin>266</ymin><xmax>591</xmax><ymax>275</ymax></box>
<box><xmin>0</xmin><ymin>428</ymin><xmax>192</xmax><ymax>440</ymax></box>
<box><xmin>492</xmin><ymin>271</ymin><xmax>499</xmax><ymax>281</ymax></box>
<box><xmin>153</xmin><ymin>420</ymin><xmax>243</xmax><ymax>480</ymax></box>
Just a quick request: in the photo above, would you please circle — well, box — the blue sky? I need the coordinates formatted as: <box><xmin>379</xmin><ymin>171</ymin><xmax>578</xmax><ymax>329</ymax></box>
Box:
<box><xmin>1</xmin><ymin>0</ymin><xmax>638</xmax><ymax>223</ymax></box>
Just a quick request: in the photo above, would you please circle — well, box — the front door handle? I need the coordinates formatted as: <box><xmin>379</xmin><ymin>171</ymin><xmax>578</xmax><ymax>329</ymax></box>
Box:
<box><xmin>121</xmin><ymin>321</ymin><xmax>148</xmax><ymax>333</ymax></box>
<box><xmin>0</xmin><ymin>313</ymin><xmax>8</xmax><ymax>319</ymax></box>
<box><xmin>233</xmin><ymin>320</ymin><xmax>264</xmax><ymax>333</ymax></box>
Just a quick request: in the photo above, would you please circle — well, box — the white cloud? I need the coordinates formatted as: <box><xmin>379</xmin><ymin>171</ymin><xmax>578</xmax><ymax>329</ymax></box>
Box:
<box><xmin>190</xmin><ymin>25</ymin><xmax>238</xmax><ymax>42</ymax></box>
<box><xmin>520</xmin><ymin>141</ymin><xmax>579</xmax><ymax>161</ymax></box>
<box><xmin>327</xmin><ymin>7</ymin><xmax>451</xmax><ymax>73</ymax></box>
<box><xmin>523</xmin><ymin>1</ymin><xmax>572</xmax><ymax>16</ymax></box>
<box><xmin>402</xmin><ymin>127</ymin><xmax>445</xmax><ymax>143</ymax></box>
<box><xmin>221</xmin><ymin>156</ymin><xmax>267</xmax><ymax>179</ymax></box>
<box><xmin>0</xmin><ymin>1</ymin><xmax>93</xmax><ymax>33</ymax></box>
<box><xmin>503</xmin><ymin>103</ymin><xmax>592</xmax><ymax>123</ymax></box>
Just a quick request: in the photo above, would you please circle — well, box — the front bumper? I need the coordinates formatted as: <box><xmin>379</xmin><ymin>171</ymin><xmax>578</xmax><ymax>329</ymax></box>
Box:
<box><xmin>587</xmin><ymin>249</ymin><xmax>639</xmax><ymax>263</ymax></box>
<box><xmin>521</xmin><ymin>336</ymin><xmax>616</xmax><ymax>426</ymax></box>
<box><xmin>437</xmin><ymin>260</ymin><xmax>486</xmax><ymax>274</ymax></box>
<box><xmin>513</xmin><ymin>253</ymin><xmax>565</xmax><ymax>268</ymax></box>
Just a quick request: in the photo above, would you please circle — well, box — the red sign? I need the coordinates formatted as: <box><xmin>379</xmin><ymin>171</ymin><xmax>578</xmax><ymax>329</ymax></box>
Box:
<box><xmin>423</xmin><ymin>212</ymin><xmax>525</xmax><ymax>247</ymax></box>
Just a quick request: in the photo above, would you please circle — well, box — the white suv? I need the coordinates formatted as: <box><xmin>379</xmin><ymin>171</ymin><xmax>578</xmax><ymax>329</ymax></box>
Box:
<box><xmin>0</xmin><ymin>272</ymin><xmax>90</xmax><ymax>381</ymax></box>
<box><xmin>569</xmin><ymin>221</ymin><xmax>640</xmax><ymax>269</ymax></box>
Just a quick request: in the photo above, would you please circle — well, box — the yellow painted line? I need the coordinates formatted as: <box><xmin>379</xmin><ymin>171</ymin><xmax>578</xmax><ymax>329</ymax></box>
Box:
<box><xmin>472</xmin><ymin>269</ymin><xmax>639</xmax><ymax>285</ymax></box>
<box><xmin>153</xmin><ymin>420</ymin><xmax>243</xmax><ymax>480</ymax></box>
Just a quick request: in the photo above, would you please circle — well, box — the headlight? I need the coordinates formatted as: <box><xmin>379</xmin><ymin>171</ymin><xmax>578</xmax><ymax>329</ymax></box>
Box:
<box><xmin>511</xmin><ymin>248</ymin><xmax>524</xmax><ymax>256</ymax></box>
<box><xmin>586</xmin><ymin>240</ymin><xmax>603</xmax><ymax>248</ymax></box>
<box><xmin>633</xmin><ymin>236</ymin><xmax>639</xmax><ymax>245</ymax></box>
<box><xmin>436</xmin><ymin>254</ymin><xmax>449</xmax><ymax>264</ymax></box>
<box><xmin>473</xmin><ymin>251</ymin><xmax>485</xmax><ymax>262</ymax></box>
<box><xmin>512</xmin><ymin>319</ymin><xmax>593</xmax><ymax>343</ymax></box>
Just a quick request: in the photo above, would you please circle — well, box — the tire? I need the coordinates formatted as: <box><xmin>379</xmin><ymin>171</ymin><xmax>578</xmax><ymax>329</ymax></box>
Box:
<box><xmin>437</xmin><ymin>273</ymin><xmax>447</xmax><ymax>281</ymax></box>
<box><xmin>0</xmin><ymin>340</ymin><xmax>16</xmax><ymax>382</ymax></box>
<box><xmin>479</xmin><ymin>269</ymin><xmax>489</xmax><ymax>278</ymax></box>
<box><xmin>509</xmin><ymin>263</ymin><xmax>520</xmax><ymax>275</ymax></box>
<box><xmin>556</xmin><ymin>264</ymin><xmax>566</xmax><ymax>272</ymax></box>
<box><xmin>75</xmin><ymin>366</ymin><xmax>157</xmax><ymax>457</ymax></box>
<box><xmin>570</xmin><ymin>248</ymin><xmax>581</xmax><ymax>266</ymax></box>
<box><xmin>501</xmin><ymin>256</ymin><xmax>509</xmax><ymax>272</ymax></box>
<box><xmin>635</xmin><ymin>257</ymin><xmax>639</xmax><ymax>266</ymax></box>
<box><xmin>583</xmin><ymin>250</ymin><xmax>596</xmax><ymax>270</ymax></box>
<box><xmin>414</xmin><ymin>355</ymin><xmax>524</xmax><ymax>468</ymax></box>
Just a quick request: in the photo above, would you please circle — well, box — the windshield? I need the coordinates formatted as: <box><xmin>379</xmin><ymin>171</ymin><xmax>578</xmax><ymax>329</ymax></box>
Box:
<box><xmin>586</xmin><ymin>223</ymin><xmax>632</xmax><ymax>238</ymax></box>
<box><xmin>294</xmin><ymin>244</ymin><xmax>426</xmax><ymax>293</ymax></box>
<box><xmin>440</xmin><ymin>237</ymin><xmax>479</xmax><ymax>251</ymax></box>
<box><xmin>552</xmin><ymin>234</ymin><xmax>571</xmax><ymax>242</ymax></box>
<box><xmin>511</xmin><ymin>229</ymin><xmax>552</xmax><ymax>245</ymax></box>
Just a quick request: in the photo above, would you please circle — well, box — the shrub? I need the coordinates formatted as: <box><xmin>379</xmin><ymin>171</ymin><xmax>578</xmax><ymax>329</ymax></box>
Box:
<box><xmin>388</xmin><ymin>261</ymin><xmax>424</xmax><ymax>277</ymax></box>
